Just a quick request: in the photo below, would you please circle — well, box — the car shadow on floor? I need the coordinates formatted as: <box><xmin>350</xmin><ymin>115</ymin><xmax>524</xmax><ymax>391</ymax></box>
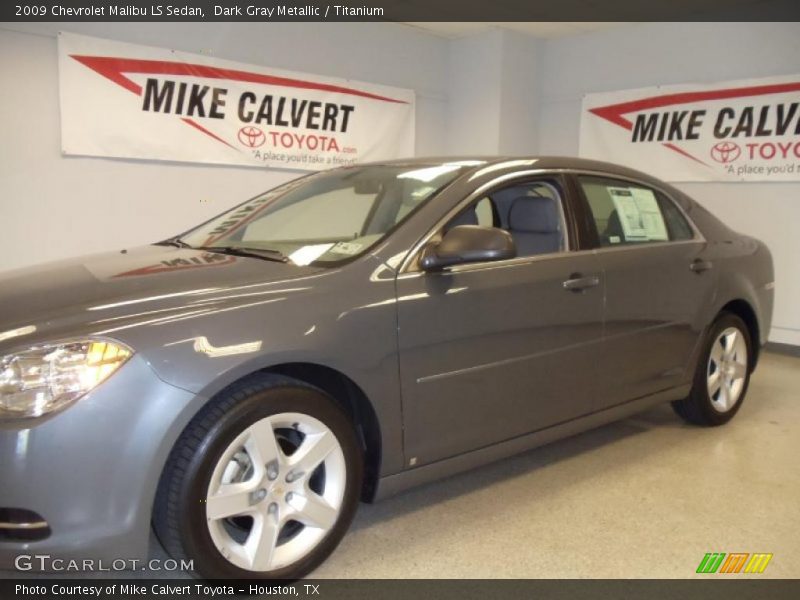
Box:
<box><xmin>347</xmin><ymin>402</ymin><xmax>684</xmax><ymax>533</ymax></box>
<box><xmin>9</xmin><ymin>372</ymin><xmax>784</xmax><ymax>580</ymax></box>
<box><xmin>136</xmin><ymin>403</ymin><xmax>685</xmax><ymax>578</ymax></box>
<box><xmin>10</xmin><ymin>402</ymin><xmax>690</xmax><ymax>579</ymax></box>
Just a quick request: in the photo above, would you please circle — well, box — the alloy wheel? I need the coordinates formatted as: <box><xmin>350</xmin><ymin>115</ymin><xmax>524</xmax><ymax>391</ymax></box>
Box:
<box><xmin>706</xmin><ymin>326</ymin><xmax>748</xmax><ymax>413</ymax></box>
<box><xmin>205</xmin><ymin>412</ymin><xmax>346</xmax><ymax>572</ymax></box>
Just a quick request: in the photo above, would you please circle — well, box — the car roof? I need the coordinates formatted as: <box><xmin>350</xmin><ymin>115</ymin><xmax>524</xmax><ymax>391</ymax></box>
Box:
<box><xmin>356</xmin><ymin>155</ymin><xmax>674</xmax><ymax>191</ymax></box>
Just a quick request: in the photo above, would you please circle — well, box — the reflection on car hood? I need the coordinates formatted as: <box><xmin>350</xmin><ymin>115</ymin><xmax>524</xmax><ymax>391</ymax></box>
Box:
<box><xmin>0</xmin><ymin>245</ymin><xmax>324</xmax><ymax>350</ymax></box>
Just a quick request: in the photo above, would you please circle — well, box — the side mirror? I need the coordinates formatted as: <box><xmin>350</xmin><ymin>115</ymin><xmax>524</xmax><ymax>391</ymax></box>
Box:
<box><xmin>420</xmin><ymin>225</ymin><xmax>516</xmax><ymax>272</ymax></box>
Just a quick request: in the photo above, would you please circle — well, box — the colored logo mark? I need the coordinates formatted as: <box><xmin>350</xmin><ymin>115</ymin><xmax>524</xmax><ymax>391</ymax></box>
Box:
<box><xmin>696</xmin><ymin>552</ymin><xmax>772</xmax><ymax>574</ymax></box>
<box><xmin>710</xmin><ymin>141</ymin><xmax>742</xmax><ymax>163</ymax></box>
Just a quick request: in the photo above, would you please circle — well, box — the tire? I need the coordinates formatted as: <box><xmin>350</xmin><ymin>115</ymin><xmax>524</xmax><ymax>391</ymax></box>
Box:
<box><xmin>153</xmin><ymin>374</ymin><xmax>363</xmax><ymax>580</ymax></box>
<box><xmin>672</xmin><ymin>312</ymin><xmax>752</xmax><ymax>426</ymax></box>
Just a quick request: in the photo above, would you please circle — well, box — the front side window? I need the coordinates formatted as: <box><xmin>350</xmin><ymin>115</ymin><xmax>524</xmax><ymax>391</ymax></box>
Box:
<box><xmin>578</xmin><ymin>176</ymin><xmax>694</xmax><ymax>246</ymax></box>
<box><xmin>442</xmin><ymin>179</ymin><xmax>566</xmax><ymax>259</ymax></box>
<box><xmin>180</xmin><ymin>164</ymin><xmax>468</xmax><ymax>265</ymax></box>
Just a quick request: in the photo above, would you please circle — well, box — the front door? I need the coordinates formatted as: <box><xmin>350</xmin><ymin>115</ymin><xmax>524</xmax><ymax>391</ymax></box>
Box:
<box><xmin>395</xmin><ymin>177</ymin><xmax>604</xmax><ymax>467</ymax></box>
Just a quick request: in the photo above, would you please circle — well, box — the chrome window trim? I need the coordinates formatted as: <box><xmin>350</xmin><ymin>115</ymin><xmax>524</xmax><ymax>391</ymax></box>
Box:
<box><xmin>435</xmin><ymin>247</ymin><xmax>590</xmax><ymax>275</ymax></box>
<box><xmin>0</xmin><ymin>520</ymin><xmax>49</xmax><ymax>530</ymax></box>
<box><xmin>396</xmin><ymin>240</ymin><xmax>702</xmax><ymax>279</ymax></box>
<box><xmin>398</xmin><ymin>168</ymin><xmax>706</xmax><ymax>275</ymax></box>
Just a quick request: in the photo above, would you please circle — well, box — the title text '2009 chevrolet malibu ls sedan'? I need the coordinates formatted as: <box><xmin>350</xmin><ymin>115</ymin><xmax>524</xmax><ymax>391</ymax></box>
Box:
<box><xmin>0</xmin><ymin>157</ymin><xmax>773</xmax><ymax>578</ymax></box>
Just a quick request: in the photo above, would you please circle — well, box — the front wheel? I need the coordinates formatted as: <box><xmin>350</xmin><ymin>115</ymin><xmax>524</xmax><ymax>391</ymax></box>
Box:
<box><xmin>154</xmin><ymin>376</ymin><xmax>363</xmax><ymax>579</ymax></box>
<box><xmin>672</xmin><ymin>312</ymin><xmax>752</xmax><ymax>426</ymax></box>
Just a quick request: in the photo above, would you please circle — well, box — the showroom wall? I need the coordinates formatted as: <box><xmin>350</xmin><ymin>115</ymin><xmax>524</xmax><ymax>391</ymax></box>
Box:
<box><xmin>0</xmin><ymin>21</ymin><xmax>797</xmax><ymax>345</ymax></box>
<box><xmin>0</xmin><ymin>22</ymin><xmax>450</xmax><ymax>268</ymax></box>
<box><xmin>444</xmin><ymin>28</ymin><xmax>541</xmax><ymax>155</ymax></box>
<box><xmin>538</xmin><ymin>21</ymin><xmax>800</xmax><ymax>345</ymax></box>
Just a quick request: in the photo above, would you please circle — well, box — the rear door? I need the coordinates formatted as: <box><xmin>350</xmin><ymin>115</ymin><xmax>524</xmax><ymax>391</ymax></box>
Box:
<box><xmin>395</xmin><ymin>175</ymin><xmax>604</xmax><ymax>467</ymax></box>
<box><xmin>574</xmin><ymin>174</ymin><xmax>716</xmax><ymax>410</ymax></box>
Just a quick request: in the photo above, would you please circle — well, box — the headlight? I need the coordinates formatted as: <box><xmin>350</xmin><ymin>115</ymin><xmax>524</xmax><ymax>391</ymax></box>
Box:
<box><xmin>0</xmin><ymin>340</ymin><xmax>132</xmax><ymax>418</ymax></box>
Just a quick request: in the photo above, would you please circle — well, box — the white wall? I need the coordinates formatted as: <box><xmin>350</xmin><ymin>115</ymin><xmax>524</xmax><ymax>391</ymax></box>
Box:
<box><xmin>444</xmin><ymin>28</ymin><xmax>541</xmax><ymax>155</ymax></box>
<box><xmin>1</xmin><ymin>21</ymin><xmax>797</xmax><ymax>344</ymax></box>
<box><xmin>497</xmin><ymin>30</ymin><xmax>541</xmax><ymax>155</ymax></box>
<box><xmin>0</xmin><ymin>22</ymin><xmax>449</xmax><ymax>268</ymax></box>
<box><xmin>539</xmin><ymin>22</ymin><xmax>800</xmax><ymax>345</ymax></box>
<box><xmin>445</xmin><ymin>30</ymin><xmax>504</xmax><ymax>154</ymax></box>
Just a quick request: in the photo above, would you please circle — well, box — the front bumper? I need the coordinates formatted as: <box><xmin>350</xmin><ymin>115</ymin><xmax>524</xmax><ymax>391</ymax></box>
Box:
<box><xmin>0</xmin><ymin>355</ymin><xmax>202</xmax><ymax>571</ymax></box>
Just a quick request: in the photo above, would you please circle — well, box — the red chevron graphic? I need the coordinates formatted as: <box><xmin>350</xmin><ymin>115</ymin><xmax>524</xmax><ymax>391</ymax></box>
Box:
<box><xmin>588</xmin><ymin>81</ymin><xmax>800</xmax><ymax>167</ymax></box>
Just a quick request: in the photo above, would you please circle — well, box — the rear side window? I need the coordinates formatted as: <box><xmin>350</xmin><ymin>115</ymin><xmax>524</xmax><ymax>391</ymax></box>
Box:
<box><xmin>578</xmin><ymin>176</ymin><xmax>694</xmax><ymax>246</ymax></box>
<box><xmin>659</xmin><ymin>195</ymin><xmax>694</xmax><ymax>241</ymax></box>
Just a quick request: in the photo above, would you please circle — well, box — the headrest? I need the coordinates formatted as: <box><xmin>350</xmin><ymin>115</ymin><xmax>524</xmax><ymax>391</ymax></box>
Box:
<box><xmin>508</xmin><ymin>195</ymin><xmax>560</xmax><ymax>234</ymax></box>
<box><xmin>446</xmin><ymin>207</ymin><xmax>479</xmax><ymax>230</ymax></box>
<box><xmin>604</xmin><ymin>210</ymin><xmax>623</xmax><ymax>237</ymax></box>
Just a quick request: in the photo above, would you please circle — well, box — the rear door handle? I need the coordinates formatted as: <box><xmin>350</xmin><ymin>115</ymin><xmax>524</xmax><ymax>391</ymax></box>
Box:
<box><xmin>563</xmin><ymin>273</ymin><xmax>600</xmax><ymax>292</ymax></box>
<box><xmin>690</xmin><ymin>259</ymin><xmax>713</xmax><ymax>273</ymax></box>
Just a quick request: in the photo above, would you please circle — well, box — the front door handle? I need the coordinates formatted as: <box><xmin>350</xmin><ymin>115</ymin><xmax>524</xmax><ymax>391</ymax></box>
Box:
<box><xmin>690</xmin><ymin>259</ymin><xmax>713</xmax><ymax>273</ymax></box>
<box><xmin>563</xmin><ymin>273</ymin><xmax>600</xmax><ymax>292</ymax></box>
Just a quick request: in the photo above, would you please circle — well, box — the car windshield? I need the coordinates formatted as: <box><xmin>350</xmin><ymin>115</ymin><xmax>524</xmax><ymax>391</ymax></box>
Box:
<box><xmin>179</xmin><ymin>163</ymin><xmax>470</xmax><ymax>266</ymax></box>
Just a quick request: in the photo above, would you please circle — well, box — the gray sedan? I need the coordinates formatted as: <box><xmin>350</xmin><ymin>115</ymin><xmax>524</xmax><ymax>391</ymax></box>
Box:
<box><xmin>0</xmin><ymin>157</ymin><xmax>774</xmax><ymax>579</ymax></box>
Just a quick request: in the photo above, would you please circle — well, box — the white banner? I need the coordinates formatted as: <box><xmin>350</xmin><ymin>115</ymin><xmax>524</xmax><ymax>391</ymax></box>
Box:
<box><xmin>58</xmin><ymin>33</ymin><xmax>415</xmax><ymax>170</ymax></box>
<box><xmin>580</xmin><ymin>75</ymin><xmax>800</xmax><ymax>182</ymax></box>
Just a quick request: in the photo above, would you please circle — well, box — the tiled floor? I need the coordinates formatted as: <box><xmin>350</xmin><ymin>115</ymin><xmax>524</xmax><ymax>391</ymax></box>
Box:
<box><xmin>10</xmin><ymin>351</ymin><xmax>799</xmax><ymax>579</ymax></box>
<box><xmin>149</xmin><ymin>351</ymin><xmax>799</xmax><ymax>578</ymax></box>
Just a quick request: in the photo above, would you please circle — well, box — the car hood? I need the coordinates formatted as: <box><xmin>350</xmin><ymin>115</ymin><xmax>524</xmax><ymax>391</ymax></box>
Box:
<box><xmin>0</xmin><ymin>245</ymin><xmax>326</xmax><ymax>351</ymax></box>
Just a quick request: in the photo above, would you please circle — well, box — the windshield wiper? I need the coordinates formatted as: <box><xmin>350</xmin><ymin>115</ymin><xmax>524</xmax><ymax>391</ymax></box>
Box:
<box><xmin>196</xmin><ymin>245</ymin><xmax>290</xmax><ymax>263</ymax></box>
<box><xmin>156</xmin><ymin>236</ymin><xmax>193</xmax><ymax>248</ymax></box>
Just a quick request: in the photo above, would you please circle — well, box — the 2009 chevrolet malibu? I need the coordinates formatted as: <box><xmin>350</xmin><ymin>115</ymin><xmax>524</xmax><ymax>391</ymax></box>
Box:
<box><xmin>0</xmin><ymin>157</ymin><xmax>773</xmax><ymax>579</ymax></box>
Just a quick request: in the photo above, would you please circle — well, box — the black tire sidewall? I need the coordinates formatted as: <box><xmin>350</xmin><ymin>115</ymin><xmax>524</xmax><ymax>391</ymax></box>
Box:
<box><xmin>177</xmin><ymin>385</ymin><xmax>363</xmax><ymax>580</ymax></box>
<box><xmin>692</xmin><ymin>313</ymin><xmax>752</xmax><ymax>425</ymax></box>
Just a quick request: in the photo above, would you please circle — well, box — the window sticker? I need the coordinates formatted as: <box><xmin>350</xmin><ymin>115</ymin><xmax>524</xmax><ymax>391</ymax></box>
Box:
<box><xmin>608</xmin><ymin>186</ymin><xmax>668</xmax><ymax>242</ymax></box>
<box><xmin>288</xmin><ymin>243</ymin><xmax>335</xmax><ymax>266</ymax></box>
<box><xmin>330</xmin><ymin>241</ymin><xmax>364</xmax><ymax>255</ymax></box>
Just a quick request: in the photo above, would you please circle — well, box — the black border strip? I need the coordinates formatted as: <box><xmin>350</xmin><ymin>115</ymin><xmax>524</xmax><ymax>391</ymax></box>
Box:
<box><xmin>3</xmin><ymin>0</ymin><xmax>800</xmax><ymax>22</ymax></box>
<box><xmin>1</xmin><ymin>579</ymin><xmax>799</xmax><ymax>600</ymax></box>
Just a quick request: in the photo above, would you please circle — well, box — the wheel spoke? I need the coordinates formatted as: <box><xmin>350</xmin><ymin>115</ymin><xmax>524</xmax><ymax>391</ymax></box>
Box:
<box><xmin>289</xmin><ymin>491</ymin><xmax>338</xmax><ymax>530</ymax></box>
<box><xmin>730</xmin><ymin>361</ymin><xmax>747</xmax><ymax>380</ymax></box>
<box><xmin>717</xmin><ymin>382</ymin><xmax>730</xmax><ymax>411</ymax></box>
<box><xmin>206</xmin><ymin>481</ymin><xmax>255</xmax><ymax>520</ymax></box>
<box><xmin>722</xmin><ymin>330</ymin><xmax>738</xmax><ymax>359</ymax></box>
<box><xmin>290</xmin><ymin>430</ymin><xmax>337</xmax><ymax>473</ymax></box>
<box><xmin>709</xmin><ymin>342</ymin><xmax>724</xmax><ymax>365</ymax></box>
<box><xmin>244</xmin><ymin>417</ymin><xmax>283</xmax><ymax>470</ymax></box>
<box><xmin>707</xmin><ymin>371</ymin><xmax>721</xmax><ymax>397</ymax></box>
<box><xmin>246</xmin><ymin>513</ymin><xmax>280</xmax><ymax>571</ymax></box>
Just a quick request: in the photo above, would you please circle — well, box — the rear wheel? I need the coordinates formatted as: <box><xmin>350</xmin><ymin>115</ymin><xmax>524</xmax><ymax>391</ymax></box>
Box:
<box><xmin>154</xmin><ymin>376</ymin><xmax>363</xmax><ymax>579</ymax></box>
<box><xmin>672</xmin><ymin>312</ymin><xmax>752</xmax><ymax>426</ymax></box>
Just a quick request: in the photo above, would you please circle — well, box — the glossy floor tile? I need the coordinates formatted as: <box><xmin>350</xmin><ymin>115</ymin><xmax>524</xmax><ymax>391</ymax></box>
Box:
<box><xmin>28</xmin><ymin>351</ymin><xmax>798</xmax><ymax>579</ymax></box>
<box><xmin>308</xmin><ymin>350</ymin><xmax>799</xmax><ymax>578</ymax></box>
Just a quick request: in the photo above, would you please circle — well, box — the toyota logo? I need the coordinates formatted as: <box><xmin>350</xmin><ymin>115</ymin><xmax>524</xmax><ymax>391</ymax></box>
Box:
<box><xmin>710</xmin><ymin>141</ymin><xmax>741</xmax><ymax>163</ymax></box>
<box><xmin>237</xmin><ymin>126</ymin><xmax>265</xmax><ymax>148</ymax></box>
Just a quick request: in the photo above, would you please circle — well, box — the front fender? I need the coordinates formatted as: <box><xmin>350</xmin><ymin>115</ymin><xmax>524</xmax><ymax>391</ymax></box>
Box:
<box><xmin>113</xmin><ymin>261</ymin><xmax>405</xmax><ymax>478</ymax></box>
